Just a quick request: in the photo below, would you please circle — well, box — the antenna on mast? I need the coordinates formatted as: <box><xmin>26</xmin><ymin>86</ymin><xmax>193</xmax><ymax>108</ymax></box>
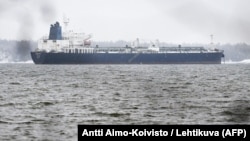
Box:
<box><xmin>63</xmin><ymin>14</ymin><xmax>69</xmax><ymax>32</ymax></box>
<box><xmin>210</xmin><ymin>34</ymin><xmax>214</xmax><ymax>45</ymax></box>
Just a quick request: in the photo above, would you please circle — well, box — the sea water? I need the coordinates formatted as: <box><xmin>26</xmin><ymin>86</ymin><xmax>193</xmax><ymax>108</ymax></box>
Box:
<box><xmin>0</xmin><ymin>63</ymin><xmax>249</xmax><ymax>140</ymax></box>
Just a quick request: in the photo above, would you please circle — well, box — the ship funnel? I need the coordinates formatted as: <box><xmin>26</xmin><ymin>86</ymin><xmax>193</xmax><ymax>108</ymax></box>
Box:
<box><xmin>49</xmin><ymin>22</ymin><xmax>62</xmax><ymax>40</ymax></box>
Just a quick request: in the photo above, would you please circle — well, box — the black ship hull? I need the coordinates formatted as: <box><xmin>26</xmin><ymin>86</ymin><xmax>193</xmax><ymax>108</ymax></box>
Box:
<box><xmin>31</xmin><ymin>52</ymin><xmax>224</xmax><ymax>64</ymax></box>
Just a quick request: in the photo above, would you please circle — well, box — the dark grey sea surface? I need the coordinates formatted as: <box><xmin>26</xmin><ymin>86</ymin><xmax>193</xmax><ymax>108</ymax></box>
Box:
<box><xmin>0</xmin><ymin>64</ymin><xmax>249</xmax><ymax>140</ymax></box>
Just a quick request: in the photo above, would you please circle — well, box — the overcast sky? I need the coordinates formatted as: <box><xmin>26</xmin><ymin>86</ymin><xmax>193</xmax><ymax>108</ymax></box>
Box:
<box><xmin>0</xmin><ymin>0</ymin><xmax>249</xmax><ymax>44</ymax></box>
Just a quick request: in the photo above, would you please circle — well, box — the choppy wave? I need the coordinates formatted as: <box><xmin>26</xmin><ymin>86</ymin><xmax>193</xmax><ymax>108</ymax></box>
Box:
<box><xmin>0</xmin><ymin>59</ymin><xmax>33</xmax><ymax>64</ymax></box>
<box><xmin>0</xmin><ymin>60</ymin><xmax>33</xmax><ymax>64</ymax></box>
<box><xmin>0</xmin><ymin>52</ymin><xmax>33</xmax><ymax>63</ymax></box>
<box><xmin>225</xmin><ymin>59</ymin><xmax>250</xmax><ymax>64</ymax></box>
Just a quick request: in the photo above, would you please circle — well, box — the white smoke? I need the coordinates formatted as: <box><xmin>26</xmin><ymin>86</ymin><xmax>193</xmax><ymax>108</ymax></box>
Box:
<box><xmin>0</xmin><ymin>50</ymin><xmax>13</xmax><ymax>63</ymax></box>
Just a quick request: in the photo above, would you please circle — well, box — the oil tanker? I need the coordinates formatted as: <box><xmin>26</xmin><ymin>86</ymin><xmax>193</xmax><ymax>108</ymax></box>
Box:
<box><xmin>31</xmin><ymin>21</ymin><xmax>224</xmax><ymax>64</ymax></box>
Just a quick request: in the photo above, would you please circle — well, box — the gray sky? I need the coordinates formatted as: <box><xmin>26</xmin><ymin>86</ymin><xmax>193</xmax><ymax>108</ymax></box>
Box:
<box><xmin>0</xmin><ymin>0</ymin><xmax>249</xmax><ymax>44</ymax></box>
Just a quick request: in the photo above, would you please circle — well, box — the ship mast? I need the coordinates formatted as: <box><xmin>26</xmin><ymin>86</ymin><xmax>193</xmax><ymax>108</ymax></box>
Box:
<box><xmin>63</xmin><ymin>15</ymin><xmax>69</xmax><ymax>33</ymax></box>
<box><xmin>210</xmin><ymin>34</ymin><xmax>214</xmax><ymax>45</ymax></box>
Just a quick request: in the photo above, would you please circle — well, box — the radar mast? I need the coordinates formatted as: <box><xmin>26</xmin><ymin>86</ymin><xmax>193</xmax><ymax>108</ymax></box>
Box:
<box><xmin>63</xmin><ymin>15</ymin><xmax>69</xmax><ymax>33</ymax></box>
